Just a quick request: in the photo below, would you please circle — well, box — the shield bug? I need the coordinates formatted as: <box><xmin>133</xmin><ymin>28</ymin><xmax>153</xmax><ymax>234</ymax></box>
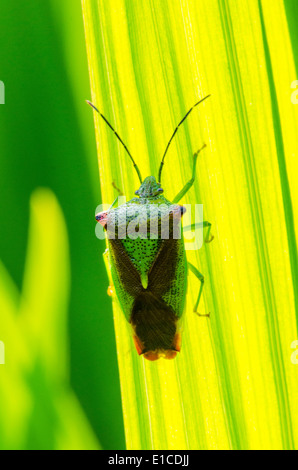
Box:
<box><xmin>88</xmin><ymin>97</ymin><xmax>213</xmax><ymax>361</ymax></box>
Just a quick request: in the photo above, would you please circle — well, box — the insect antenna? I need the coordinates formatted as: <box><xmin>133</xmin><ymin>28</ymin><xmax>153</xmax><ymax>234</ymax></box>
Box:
<box><xmin>158</xmin><ymin>95</ymin><xmax>210</xmax><ymax>183</ymax></box>
<box><xmin>86</xmin><ymin>100</ymin><xmax>143</xmax><ymax>184</ymax></box>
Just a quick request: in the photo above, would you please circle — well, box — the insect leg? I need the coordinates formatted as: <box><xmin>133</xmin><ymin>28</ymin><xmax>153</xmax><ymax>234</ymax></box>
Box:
<box><xmin>183</xmin><ymin>221</ymin><xmax>214</xmax><ymax>243</ymax></box>
<box><xmin>111</xmin><ymin>181</ymin><xmax>123</xmax><ymax>196</ymax></box>
<box><xmin>187</xmin><ymin>262</ymin><xmax>210</xmax><ymax>317</ymax></box>
<box><xmin>109</xmin><ymin>182</ymin><xmax>124</xmax><ymax>209</ymax></box>
<box><xmin>172</xmin><ymin>144</ymin><xmax>206</xmax><ymax>204</ymax></box>
<box><xmin>109</xmin><ymin>196</ymin><xmax>119</xmax><ymax>210</ymax></box>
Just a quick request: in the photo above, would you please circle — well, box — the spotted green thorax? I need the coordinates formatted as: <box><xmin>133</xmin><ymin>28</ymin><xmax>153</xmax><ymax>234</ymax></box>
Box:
<box><xmin>89</xmin><ymin>97</ymin><xmax>213</xmax><ymax>361</ymax></box>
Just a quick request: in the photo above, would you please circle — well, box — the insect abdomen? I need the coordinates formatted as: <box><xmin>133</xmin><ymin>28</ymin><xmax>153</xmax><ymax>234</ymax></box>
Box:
<box><xmin>131</xmin><ymin>291</ymin><xmax>178</xmax><ymax>354</ymax></box>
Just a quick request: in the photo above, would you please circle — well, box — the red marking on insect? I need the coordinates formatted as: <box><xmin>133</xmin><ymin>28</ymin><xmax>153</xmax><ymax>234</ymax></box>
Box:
<box><xmin>95</xmin><ymin>211</ymin><xmax>109</xmax><ymax>227</ymax></box>
<box><xmin>133</xmin><ymin>332</ymin><xmax>181</xmax><ymax>361</ymax></box>
<box><xmin>169</xmin><ymin>205</ymin><xmax>186</xmax><ymax>221</ymax></box>
<box><xmin>143</xmin><ymin>350</ymin><xmax>178</xmax><ymax>361</ymax></box>
<box><xmin>143</xmin><ymin>351</ymin><xmax>162</xmax><ymax>361</ymax></box>
<box><xmin>179</xmin><ymin>205</ymin><xmax>187</xmax><ymax>216</ymax></box>
<box><xmin>173</xmin><ymin>332</ymin><xmax>182</xmax><ymax>352</ymax></box>
<box><xmin>133</xmin><ymin>336</ymin><xmax>144</xmax><ymax>355</ymax></box>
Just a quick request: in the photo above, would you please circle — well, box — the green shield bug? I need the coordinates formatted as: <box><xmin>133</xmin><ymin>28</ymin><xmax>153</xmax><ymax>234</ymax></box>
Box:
<box><xmin>88</xmin><ymin>97</ymin><xmax>213</xmax><ymax>361</ymax></box>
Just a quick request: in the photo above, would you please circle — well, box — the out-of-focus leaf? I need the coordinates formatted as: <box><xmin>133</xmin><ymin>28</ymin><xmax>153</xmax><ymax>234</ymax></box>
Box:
<box><xmin>0</xmin><ymin>189</ymin><xmax>100</xmax><ymax>449</ymax></box>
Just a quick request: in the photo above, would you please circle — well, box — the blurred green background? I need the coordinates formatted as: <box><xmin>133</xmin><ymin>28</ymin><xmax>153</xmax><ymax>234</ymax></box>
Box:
<box><xmin>0</xmin><ymin>0</ymin><xmax>125</xmax><ymax>449</ymax></box>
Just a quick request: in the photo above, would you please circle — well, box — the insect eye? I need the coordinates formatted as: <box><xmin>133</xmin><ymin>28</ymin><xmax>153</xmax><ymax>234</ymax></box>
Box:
<box><xmin>157</xmin><ymin>188</ymin><xmax>163</xmax><ymax>193</ymax></box>
<box><xmin>135</xmin><ymin>190</ymin><xmax>139</xmax><ymax>195</ymax></box>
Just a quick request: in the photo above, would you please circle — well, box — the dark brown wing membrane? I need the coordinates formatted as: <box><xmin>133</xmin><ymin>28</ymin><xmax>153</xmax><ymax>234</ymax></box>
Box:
<box><xmin>108</xmin><ymin>238</ymin><xmax>142</xmax><ymax>297</ymax></box>
<box><xmin>147</xmin><ymin>238</ymin><xmax>180</xmax><ymax>297</ymax></box>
